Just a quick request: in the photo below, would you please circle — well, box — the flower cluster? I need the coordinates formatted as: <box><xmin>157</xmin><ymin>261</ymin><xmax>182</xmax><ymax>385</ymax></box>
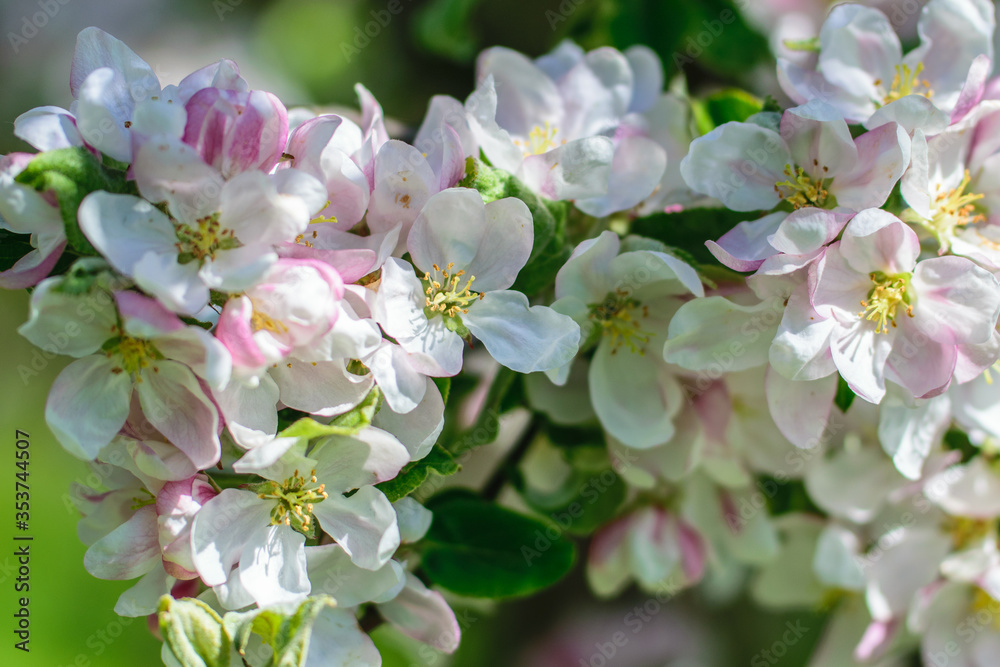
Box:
<box><xmin>8</xmin><ymin>1</ymin><xmax>1000</xmax><ymax>663</ymax></box>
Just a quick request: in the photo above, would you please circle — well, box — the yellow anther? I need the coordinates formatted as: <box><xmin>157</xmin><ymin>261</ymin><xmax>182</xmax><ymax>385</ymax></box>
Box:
<box><xmin>925</xmin><ymin>170</ymin><xmax>986</xmax><ymax>253</ymax></box>
<box><xmin>513</xmin><ymin>121</ymin><xmax>562</xmax><ymax>156</ymax></box>
<box><xmin>588</xmin><ymin>290</ymin><xmax>655</xmax><ymax>355</ymax></box>
<box><xmin>108</xmin><ymin>336</ymin><xmax>160</xmax><ymax>376</ymax></box>
<box><xmin>175</xmin><ymin>212</ymin><xmax>239</xmax><ymax>263</ymax></box>
<box><xmin>250</xmin><ymin>304</ymin><xmax>290</xmax><ymax>335</ymax></box>
<box><xmin>258</xmin><ymin>468</ymin><xmax>329</xmax><ymax>536</ymax></box>
<box><xmin>879</xmin><ymin>62</ymin><xmax>934</xmax><ymax>107</ymax></box>
<box><xmin>310</xmin><ymin>201</ymin><xmax>338</xmax><ymax>224</ymax></box>
<box><xmin>422</xmin><ymin>264</ymin><xmax>480</xmax><ymax>319</ymax></box>
<box><xmin>857</xmin><ymin>272</ymin><xmax>913</xmax><ymax>334</ymax></box>
<box><xmin>774</xmin><ymin>164</ymin><xmax>829</xmax><ymax>209</ymax></box>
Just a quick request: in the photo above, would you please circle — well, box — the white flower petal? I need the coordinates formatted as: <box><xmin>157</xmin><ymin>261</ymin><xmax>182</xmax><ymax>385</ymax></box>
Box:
<box><xmin>83</xmin><ymin>505</ymin><xmax>159</xmax><ymax>580</ymax></box>
<box><xmin>46</xmin><ymin>355</ymin><xmax>133</xmax><ymax>460</ymax></box>
<box><xmin>464</xmin><ymin>290</ymin><xmax>580</xmax><ymax>373</ymax></box>
<box><xmin>312</xmin><ymin>486</ymin><xmax>401</xmax><ymax>570</ymax></box>
<box><xmin>238</xmin><ymin>524</ymin><xmax>310</xmax><ymax>607</ymax></box>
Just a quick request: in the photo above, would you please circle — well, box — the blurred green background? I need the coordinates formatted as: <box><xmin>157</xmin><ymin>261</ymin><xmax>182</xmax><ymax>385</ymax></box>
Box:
<box><xmin>0</xmin><ymin>0</ymin><xmax>826</xmax><ymax>665</ymax></box>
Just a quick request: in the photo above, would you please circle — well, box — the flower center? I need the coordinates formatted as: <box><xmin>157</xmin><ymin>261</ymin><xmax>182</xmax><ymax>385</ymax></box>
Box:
<box><xmin>513</xmin><ymin>121</ymin><xmax>563</xmax><ymax>157</ymax></box>
<box><xmin>250</xmin><ymin>306</ymin><xmax>289</xmax><ymax>335</ymax></box>
<box><xmin>971</xmin><ymin>588</ymin><xmax>1000</xmax><ymax>630</ymax></box>
<box><xmin>588</xmin><ymin>290</ymin><xmax>654</xmax><ymax>355</ymax></box>
<box><xmin>944</xmin><ymin>516</ymin><xmax>994</xmax><ymax>550</ymax></box>
<box><xmin>927</xmin><ymin>170</ymin><xmax>986</xmax><ymax>251</ymax></box>
<box><xmin>423</xmin><ymin>263</ymin><xmax>481</xmax><ymax>319</ymax></box>
<box><xmin>175</xmin><ymin>212</ymin><xmax>240</xmax><ymax>264</ymax></box>
<box><xmin>858</xmin><ymin>272</ymin><xmax>913</xmax><ymax>334</ymax></box>
<box><xmin>876</xmin><ymin>62</ymin><xmax>934</xmax><ymax>107</ymax></box>
<box><xmin>107</xmin><ymin>335</ymin><xmax>161</xmax><ymax>376</ymax></box>
<box><xmin>774</xmin><ymin>164</ymin><xmax>829</xmax><ymax>209</ymax></box>
<box><xmin>257</xmin><ymin>469</ymin><xmax>328</xmax><ymax>536</ymax></box>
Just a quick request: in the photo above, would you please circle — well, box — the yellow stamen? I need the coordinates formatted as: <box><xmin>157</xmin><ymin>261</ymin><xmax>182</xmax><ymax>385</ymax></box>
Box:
<box><xmin>878</xmin><ymin>62</ymin><xmax>934</xmax><ymax>107</ymax></box>
<box><xmin>925</xmin><ymin>170</ymin><xmax>986</xmax><ymax>253</ymax></box>
<box><xmin>858</xmin><ymin>272</ymin><xmax>913</xmax><ymax>334</ymax></box>
<box><xmin>588</xmin><ymin>290</ymin><xmax>654</xmax><ymax>355</ymax></box>
<box><xmin>423</xmin><ymin>262</ymin><xmax>480</xmax><ymax>319</ymax></box>
<box><xmin>258</xmin><ymin>469</ymin><xmax>329</xmax><ymax>536</ymax></box>
<box><xmin>175</xmin><ymin>212</ymin><xmax>239</xmax><ymax>263</ymax></box>
<box><xmin>774</xmin><ymin>164</ymin><xmax>829</xmax><ymax>209</ymax></box>
<box><xmin>513</xmin><ymin>121</ymin><xmax>563</xmax><ymax>157</ymax></box>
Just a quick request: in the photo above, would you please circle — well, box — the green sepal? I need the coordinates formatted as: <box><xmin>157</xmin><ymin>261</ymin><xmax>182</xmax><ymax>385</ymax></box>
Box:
<box><xmin>158</xmin><ymin>596</ymin><xmax>231</xmax><ymax>667</ymax></box>
<box><xmin>221</xmin><ymin>595</ymin><xmax>338</xmax><ymax>667</ymax></box>
<box><xmin>14</xmin><ymin>146</ymin><xmax>139</xmax><ymax>255</ymax></box>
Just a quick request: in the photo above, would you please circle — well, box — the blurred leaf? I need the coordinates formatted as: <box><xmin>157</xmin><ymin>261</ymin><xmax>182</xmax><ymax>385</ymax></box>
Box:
<box><xmin>943</xmin><ymin>429</ymin><xmax>977</xmax><ymax>463</ymax></box>
<box><xmin>449</xmin><ymin>365</ymin><xmax>520</xmax><ymax>455</ymax></box>
<box><xmin>834</xmin><ymin>375</ymin><xmax>856</xmax><ymax>414</ymax></box>
<box><xmin>759</xmin><ymin>476</ymin><xmax>823</xmax><ymax>517</ymax></box>
<box><xmin>377</xmin><ymin>444</ymin><xmax>460</xmax><ymax>502</ymax></box>
<box><xmin>413</xmin><ymin>0</ymin><xmax>482</xmax><ymax>62</ymax></box>
<box><xmin>421</xmin><ymin>494</ymin><xmax>577</xmax><ymax>598</ymax></box>
<box><xmin>514</xmin><ymin>456</ymin><xmax>626</xmax><ymax>536</ymax></box>
<box><xmin>0</xmin><ymin>229</ymin><xmax>35</xmax><ymax>273</ymax></box>
<box><xmin>545</xmin><ymin>422</ymin><xmax>605</xmax><ymax>451</ymax></box>
<box><xmin>630</xmin><ymin>206</ymin><xmax>760</xmax><ymax>266</ymax></box>
<box><xmin>606</xmin><ymin>0</ymin><xmax>769</xmax><ymax>80</ymax></box>
<box><xmin>255</xmin><ymin>0</ymin><xmax>356</xmax><ymax>97</ymax></box>
<box><xmin>692</xmin><ymin>88</ymin><xmax>763</xmax><ymax>135</ymax></box>
<box><xmin>433</xmin><ymin>376</ymin><xmax>452</xmax><ymax>406</ymax></box>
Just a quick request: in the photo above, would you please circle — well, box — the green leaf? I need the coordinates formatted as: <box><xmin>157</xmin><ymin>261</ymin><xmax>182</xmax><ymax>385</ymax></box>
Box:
<box><xmin>377</xmin><ymin>445</ymin><xmax>459</xmax><ymax>503</ymax></box>
<box><xmin>834</xmin><ymin>375</ymin><xmax>856</xmax><ymax>413</ymax></box>
<box><xmin>631</xmin><ymin>206</ymin><xmax>760</xmax><ymax>266</ymax></box>
<box><xmin>158</xmin><ymin>596</ymin><xmax>231</xmax><ymax>667</ymax></box>
<box><xmin>420</xmin><ymin>494</ymin><xmax>577</xmax><ymax>598</ymax></box>
<box><xmin>692</xmin><ymin>88</ymin><xmax>763</xmax><ymax>135</ymax></box>
<box><xmin>14</xmin><ymin>147</ymin><xmax>136</xmax><ymax>255</ymax></box>
<box><xmin>278</xmin><ymin>387</ymin><xmax>381</xmax><ymax>440</ymax></box>
<box><xmin>511</xmin><ymin>237</ymin><xmax>572</xmax><ymax>297</ymax></box>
